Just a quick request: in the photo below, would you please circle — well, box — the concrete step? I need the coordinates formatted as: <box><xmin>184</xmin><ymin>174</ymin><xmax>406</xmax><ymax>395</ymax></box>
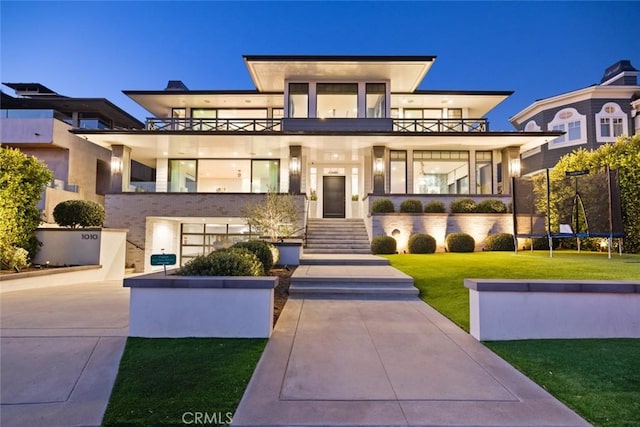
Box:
<box><xmin>306</xmin><ymin>239</ymin><xmax>370</xmax><ymax>244</ymax></box>
<box><xmin>300</xmin><ymin>256</ymin><xmax>389</xmax><ymax>266</ymax></box>
<box><xmin>306</xmin><ymin>245</ymin><xmax>371</xmax><ymax>250</ymax></box>
<box><xmin>304</xmin><ymin>248</ymin><xmax>372</xmax><ymax>254</ymax></box>
<box><xmin>289</xmin><ymin>284</ymin><xmax>419</xmax><ymax>296</ymax></box>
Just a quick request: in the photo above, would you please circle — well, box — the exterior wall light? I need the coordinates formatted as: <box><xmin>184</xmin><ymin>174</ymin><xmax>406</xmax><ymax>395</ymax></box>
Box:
<box><xmin>290</xmin><ymin>156</ymin><xmax>300</xmax><ymax>176</ymax></box>
<box><xmin>111</xmin><ymin>156</ymin><xmax>123</xmax><ymax>174</ymax></box>
<box><xmin>509</xmin><ymin>158</ymin><xmax>521</xmax><ymax>178</ymax></box>
<box><xmin>374</xmin><ymin>158</ymin><xmax>384</xmax><ymax>176</ymax></box>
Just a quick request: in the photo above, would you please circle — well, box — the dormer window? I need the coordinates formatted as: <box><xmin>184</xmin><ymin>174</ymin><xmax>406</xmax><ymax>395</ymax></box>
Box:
<box><xmin>596</xmin><ymin>102</ymin><xmax>627</xmax><ymax>142</ymax></box>
<box><xmin>547</xmin><ymin>108</ymin><xmax>587</xmax><ymax>149</ymax></box>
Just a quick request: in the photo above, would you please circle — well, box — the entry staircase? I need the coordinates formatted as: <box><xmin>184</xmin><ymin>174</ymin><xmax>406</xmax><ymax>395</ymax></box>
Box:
<box><xmin>304</xmin><ymin>218</ymin><xmax>371</xmax><ymax>254</ymax></box>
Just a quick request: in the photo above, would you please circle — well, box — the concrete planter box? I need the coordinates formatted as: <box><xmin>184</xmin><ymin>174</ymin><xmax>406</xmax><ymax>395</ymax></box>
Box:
<box><xmin>124</xmin><ymin>271</ymin><xmax>278</xmax><ymax>338</ymax></box>
<box><xmin>465</xmin><ymin>279</ymin><xmax>640</xmax><ymax>341</ymax></box>
<box><xmin>273</xmin><ymin>241</ymin><xmax>302</xmax><ymax>266</ymax></box>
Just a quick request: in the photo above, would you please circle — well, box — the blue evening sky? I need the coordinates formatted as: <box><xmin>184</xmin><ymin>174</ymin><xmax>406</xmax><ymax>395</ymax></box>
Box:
<box><xmin>1</xmin><ymin>1</ymin><xmax>639</xmax><ymax>130</ymax></box>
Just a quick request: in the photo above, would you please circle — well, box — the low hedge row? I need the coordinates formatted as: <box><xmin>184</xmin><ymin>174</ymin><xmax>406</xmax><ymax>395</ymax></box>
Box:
<box><xmin>371</xmin><ymin>198</ymin><xmax>508</xmax><ymax>214</ymax></box>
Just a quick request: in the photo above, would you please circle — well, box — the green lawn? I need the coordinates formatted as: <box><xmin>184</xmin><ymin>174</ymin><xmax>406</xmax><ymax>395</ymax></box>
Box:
<box><xmin>485</xmin><ymin>339</ymin><xmax>640</xmax><ymax>427</ymax></box>
<box><xmin>102</xmin><ymin>338</ymin><xmax>266</xmax><ymax>427</ymax></box>
<box><xmin>385</xmin><ymin>251</ymin><xmax>640</xmax><ymax>331</ymax></box>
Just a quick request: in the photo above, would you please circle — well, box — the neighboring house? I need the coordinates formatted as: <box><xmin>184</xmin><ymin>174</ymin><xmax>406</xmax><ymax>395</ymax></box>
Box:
<box><xmin>73</xmin><ymin>55</ymin><xmax>556</xmax><ymax>271</ymax></box>
<box><xmin>510</xmin><ymin>60</ymin><xmax>640</xmax><ymax>175</ymax></box>
<box><xmin>1</xmin><ymin>83</ymin><xmax>145</xmax><ymax>223</ymax></box>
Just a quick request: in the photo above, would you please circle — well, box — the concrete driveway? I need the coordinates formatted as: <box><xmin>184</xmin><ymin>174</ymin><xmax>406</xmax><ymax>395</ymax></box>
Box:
<box><xmin>1</xmin><ymin>280</ymin><xmax>129</xmax><ymax>427</ymax></box>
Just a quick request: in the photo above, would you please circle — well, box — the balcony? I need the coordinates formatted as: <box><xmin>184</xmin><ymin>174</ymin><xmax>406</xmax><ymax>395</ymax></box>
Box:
<box><xmin>144</xmin><ymin>117</ymin><xmax>488</xmax><ymax>133</ymax></box>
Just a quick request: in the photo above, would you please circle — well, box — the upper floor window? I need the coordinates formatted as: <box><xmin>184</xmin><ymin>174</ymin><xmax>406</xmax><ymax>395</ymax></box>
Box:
<box><xmin>595</xmin><ymin>102</ymin><xmax>628</xmax><ymax>142</ymax></box>
<box><xmin>524</xmin><ymin>120</ymin><xmax>541</xmax><ymax>132</ymax></box>
<box><xmin>316</xmin><ymin>83</ymin><xmax>358</xmax><ymax>118</ymax></box>
<box><xmin>366</xmin><ymin>83</ymin><xmax>386</xmax><ymax>118</ymax></box>
<box><xmin>288</xmin><ymin>83</ymin><xmax>309</xmax><ymax>118</ymax></box>
<box><xmin>547</xmin><ymin>108</ymin><xmax>586</xmax><ymax>149</ymax></box>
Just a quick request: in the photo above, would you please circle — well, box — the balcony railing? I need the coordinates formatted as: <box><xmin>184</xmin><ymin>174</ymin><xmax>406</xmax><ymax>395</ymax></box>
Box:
<box><xmin>393</xmin><ymin>118</ymin><xmax>488</xmax><ymax>132</ymax></box>
<box><xmin>144</xmin><ymin>117</ymin><xmax>488</xmax><ymax>133</ymax></box>
<box><xmin>146</xmin><ymin>117</ymin><xmax>281</xmax><ymax>132</ymax></box>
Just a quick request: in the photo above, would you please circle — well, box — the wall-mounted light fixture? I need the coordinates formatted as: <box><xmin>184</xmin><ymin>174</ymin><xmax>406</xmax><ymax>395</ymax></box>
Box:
<box><xmin>111</xmin><ymin>156</ymin><xmax>123</xmax><ymax>174</ymax></box>
<box><xmin>374</xmin><ymin>157</ymin><xmax>384</xmax><ymax>176</ymax></box>
<box><xmin>509</xmin><ymin>158</ymin><xmax>521</xmax><ymax>178</ymax></box>
<box><xmin>289</xmin><ymin>156</ymin><xmax>300</xmax><ymax>176</ymax></box>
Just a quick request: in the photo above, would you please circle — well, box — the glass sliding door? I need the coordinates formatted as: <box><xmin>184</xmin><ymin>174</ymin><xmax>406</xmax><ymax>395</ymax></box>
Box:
<box><xmin>288</xmin><ymin>83</ymin><xmax>309</xmax><ymax>118</ymax></box>
<box><xmin>366</xmin><ymin>83</ymin><xmax>386</xmax><ymax>118</ymax></box>
<box><xmin>475</xmin><ymin>151</ymin><xmax>493</xmax><ymax>194</ymax></box>
<box><xmin>389</xmin><ymin>150</ymin><xmax>407</xmax><ymax>193</ymax></box>
<box><xmin>316</xmin><ymin>83</ymin><xmax>358</xmax><ymax>118</ymax></box>
<box><xmin>251</xmin><ymin>160</ymin><xmax>280</xmax><ymax>192</ymax></box>
<box><xmin>168</xmin><ymin>160</ymin><xmax>197</xmax><ymax>192</ymax></box>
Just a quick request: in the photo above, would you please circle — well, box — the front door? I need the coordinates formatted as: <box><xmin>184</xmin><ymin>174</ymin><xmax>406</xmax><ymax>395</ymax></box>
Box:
<box><xmin>323</xmin><ymin>176</ymin><xmax>345</xmax><ymax>218</ymax></box>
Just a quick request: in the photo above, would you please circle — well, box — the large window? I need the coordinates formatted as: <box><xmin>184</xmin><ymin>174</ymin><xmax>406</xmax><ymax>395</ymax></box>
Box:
<box><xmin>191</xmin><ymin>109</ymin><xmax>216</xmax><ymax>131</ymax></box>
<box><xmin>547</xmin><ymin>108</ymin><xmax>587</xmax><ymax>149</ymax></box>
<box><xmin>251</xmin><ymin>160</ymin><xmax>280</xmax><ymax>192</ymax></box>
<box><xmin>413</xmin><ymin>151</ymin><xmax>469</xmax><ymax>194</ymax></box>
<box><xmin>169</xmin><ymin>159</ymin><xmax>279</xmax><ymax>193</ymax></box>
<box><xmin>475</xmin><ymin>151</ymin><xmax>492</xmax><ymax>194</ymax></box>
<box><xmin>168</xmin><ymin>160</ymin><xmax>197</xmax><ymax>192</ymax></box>
<box><xmin>316</xmin><ymin>83</ymin><xmax>358</xmax><ymax>118</ymax></box>
<box><xmin>366</xmin><ymin>83</ymin><xmax>386</xmax><ymax>118</ymax></box>
<box><xmin>596</xmin><ymin>102</ymin><xmax>628</xmax><ymax>142</ymax></box>
<box><xmin>288</xmin><ymin>83</ymin><xmax>308</xmax><ymax>118</ymax></box>
<box><xmin>389</xmin><ymin>150</ymin><xmax>407</xmax><ymax>193</ymax></box>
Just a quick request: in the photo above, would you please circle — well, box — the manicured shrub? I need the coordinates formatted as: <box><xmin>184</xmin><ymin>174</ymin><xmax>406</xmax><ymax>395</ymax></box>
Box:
<box><xmin>484</xmin><ymin>233</ymin><xmax>515</xmax><ymax>251</ymax></box>
<box><xmin>476</xmin><ymin>199</ymin><xmax>507</xmax><ymax>213</ymax></box>
<box><xmin>53</xmin><ymin>200</ymin><xmax>105</xmax><ymax>228</ymax></box>
<box><xmin>233</xmin><ymin>239</ymin><xmax>275</xmax><ymax>271</ymax></box>
<box><xmin>450</xmin><ymin>198</ymin><xmax>477</xmax><ymax>213</ymax></box>
<box><xmin>446</xmin><ymin>232</ymin><xmax>475</xmax><ymax>252</ymax></box>
<box><xmin>176</xmin><ymin>248</ymin><xmax>263</xmax><ymax>276</ymax></box>
<box><xmin>399</xmin><ymin>199</ymin><xmax>422</xmax><ymax>213</ymax></box>
<box><xmin>0</xmin><ymin>243</ymin><xmax>29</xmax><ymax>271</ymax></box>
<box><xmin>424</xmin><ymin>201</ymin><xmax>446</xmax><ymax>213</ymax></box>
<box><xmin>408</xmin><ymin>234</ymin><xmax>436</xmax><ymax>254</ymax></box>
<box><xmin>371</xmin><ymin>235</ymin><xmax>397</xmax><ymax>254</ymax></box>
<box><xmin>371</xmin><ymin>199</ymin><xmax>395</xmax><ymax>213</ymax></box>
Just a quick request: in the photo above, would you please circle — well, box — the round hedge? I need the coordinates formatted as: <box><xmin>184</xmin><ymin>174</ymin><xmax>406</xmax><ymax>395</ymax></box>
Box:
<box><xmin>408</xmin><ymin>234</ymin><xmax>436</xmax><ymax>254</ymax></box>
<box><xmin>371</xmin><ymin>198</ymin><xmax>395</xmax><ymax>213</ymax></box>
<box><xmin>53</xmin><ymin>199</ymin><xmax>105</xmax><ymax>228</ymax></box>
<box><xmin>371</xmin><ymin>235</ymin><xmax>397</xmax><ymax>254</ymax></box>
<box><xmin>476</xmin><ymin>199</ymin><xmax>507</xmax><ymax>213</ymax></box>
<box><xmin>450</xmin><ymin>198</ymin><xmax>477</xmax><ymax>213</ymax></box>
<box><xmin>232</xmin><ymin>239</ymin><xmax>275</xmax><ymax>271</ymax></box>
<box><xmin>484</xmin><ymin>233</ymin><xmax>515</xmax><ymax>251</ymax></box>
<box><xmin>399</xmin><ymin>199</ymin><xmax>422</xmax><ymax>213</ymax></box>
<box><xmin>176</xmin><ymin>248</ymin><xmax>263</xmax><ymax>276</ymax></box>
<box><xmin>424</xmin><ymin>201</ymin><xmax>446</xmax><ymax>213</ymax></box>
<box><xmin>446</xmin><ymin>232</ymin><xmax>475</xmax><ymax>252</ymax></box>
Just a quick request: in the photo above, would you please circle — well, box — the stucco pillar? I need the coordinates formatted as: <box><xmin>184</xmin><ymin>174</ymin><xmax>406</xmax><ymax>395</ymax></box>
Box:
<box><xmin>289</xmin><ymin>145</ymin><xmax>301</xmax><ymax>194</ymax></box>
<box><xmin>110</xmin><ymin>145</ymin><xmax>131</xmax><ymax>193</ymax></box>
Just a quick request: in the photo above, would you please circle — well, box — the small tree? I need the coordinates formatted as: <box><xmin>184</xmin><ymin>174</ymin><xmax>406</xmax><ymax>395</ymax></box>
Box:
<box><xmin>0</xmin><ymin>147</ymin><xmax>53</xmax><ymax>261</ymax></box>
<box><xmin>53</xmin><ymin>200</ymin><xmax>105</xmax><ymax>228</ymax></box>
<box><xmin>242</xmin><ymin>190</ymin><xmax>300</xmax><ymax>241</ymax></box>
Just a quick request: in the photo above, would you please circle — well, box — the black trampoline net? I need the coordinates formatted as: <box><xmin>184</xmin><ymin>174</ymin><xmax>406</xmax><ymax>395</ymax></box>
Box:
<box><xmin>513</xmin><ymin>168</ymin><xmax>624</xmax><ymax>239</ymax></box>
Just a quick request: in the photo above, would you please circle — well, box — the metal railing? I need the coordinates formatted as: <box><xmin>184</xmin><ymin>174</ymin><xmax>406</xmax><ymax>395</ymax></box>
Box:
<box><xmin>392</xmin><ymin>118</ymin><xmax>488</xmax><ymax>132</ymax></box>
<box><xmin>146</xmin><ymin>117</ymin><xmax>281</xmax><ymax>132</ymax></box>
<box><xmin>144</xmin><ymin>117</ymin><xmax>488</xmax><ymax>133</ymax></box>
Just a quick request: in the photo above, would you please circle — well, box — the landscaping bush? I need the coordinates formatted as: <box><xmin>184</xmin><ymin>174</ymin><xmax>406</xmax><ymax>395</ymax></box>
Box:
<box><xmin>450</xmin><ymin>198</ymin><xmax>477</xmax><ymax>213</ymax></box>
<box><xmin>232</xmin><ymin>239</ymin><xmax>275</xmax><ymax>271</ymax></box>
<box><xmin>0</xmin><ymin>243</ymin><xmax>29</xmax><ymax>271</ymax></box>
<box><xmin>424</xmin><ymin>201</ymin><xmax>446</xmax><ymax>213</ymax></box>
<box><xmin>371</xmin><ymin>199</ymin><xmax>395</xmax><ymax>213</ymax></box>
<box><xmin>484</xmin><ymin>233</ymin><xmax>515</xmax><ymax>251</ymax></box>
<box><xmin>408</xmin><ymin>234</ymin><xmax>436</xmax><ymax>254</ymax></box>
<box><xmin>476</xmin><ymin>199</ymin><xmax>507</xmax><ymax>213</ymax></box>
<box><xmin>53</xmin><ymin>200</ymin><xmax>105</xmax><ymax>228</ymax></box>
<box><xmin>399</xmin><ymin>199</ymin><xmax>422</xmax><ymax>213</ymax></box>
<box><xmin>176</xmin><ymin>248</ymin><xmax>263</xmax><ymax>276</ymax></box>
<box><xmin>370</xmin><ymin>235</ymin><xmax>397</xmax><ymax>254</ymax></box>
<box><xmin>446</xmin><ymin>232</ymin><xmax>475</xmax><ymax>252</ymax></box>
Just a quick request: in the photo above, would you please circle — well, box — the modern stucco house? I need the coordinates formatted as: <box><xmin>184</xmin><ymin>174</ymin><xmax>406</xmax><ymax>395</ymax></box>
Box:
<box><xmin>72</xmin><ymin>55</ymin><xmax>558</xmax><ymax>271</ymax></box>
<box><xmin>510</xmin><ymin>60</ymin><xmax>640</xmax><ymax>176</ymax></box>
<box><xmin>1</xmin><ymin>83</ymin><xmax>144</xmax><ymax>222</ymax></box>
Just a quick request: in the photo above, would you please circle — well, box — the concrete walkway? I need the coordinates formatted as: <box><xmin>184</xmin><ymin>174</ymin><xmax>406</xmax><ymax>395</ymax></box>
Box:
<box><xmin>233</xmin><ymin>263</ymin><xmax>588</xmax><ymax>426</ymax></box>
<box><xmin>0</xmin><ymin>281</ymin><xmax>129</xmax><ymax>427</ymax></box>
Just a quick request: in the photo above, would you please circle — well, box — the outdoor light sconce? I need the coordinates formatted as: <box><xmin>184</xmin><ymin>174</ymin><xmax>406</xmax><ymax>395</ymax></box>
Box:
<box><xmin>111</xmin><ymin>157</ymin><xmax>123</xmax><ymax>174</ymax></box>
<box><xmin>290</xmin><ymin>156</ymin><xmax>300</xmax><ymax>176</ymax></box>
<box><xmin>374</xmin><ymin>158</ymin><xmax>385</xmax><ymax>176</ymax></box>
<box><xmin>509</xmin><ymin>158</ymin><xmax>521</xmax><ymax>178</ymax></box>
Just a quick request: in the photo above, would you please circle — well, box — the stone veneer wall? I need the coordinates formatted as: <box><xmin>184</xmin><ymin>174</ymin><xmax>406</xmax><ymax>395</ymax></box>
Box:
<box><xmin>105</xmin><ymin>193</ymin><xmax>306</xmax><ymax>272</ymax></box>
<box><xmin>371</xmin><ymin>213</ymin><xmax>513</xmax><ymax>252</ymax></box>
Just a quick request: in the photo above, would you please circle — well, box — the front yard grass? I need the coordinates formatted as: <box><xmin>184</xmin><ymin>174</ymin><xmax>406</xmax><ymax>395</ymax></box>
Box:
<box><xmin>385</xmin><ymin>250</ymin><xmax>640</xmax><ymax>331</ymax></box>
<box><xmin>102</xmin><ymin>338</ymin><xmax>266</xmax><ymax>426</ymax></box>
<box><xmin>485</xmin><ymin>339</ymin><xmax>640</xmax><ymax>427</ymax></box>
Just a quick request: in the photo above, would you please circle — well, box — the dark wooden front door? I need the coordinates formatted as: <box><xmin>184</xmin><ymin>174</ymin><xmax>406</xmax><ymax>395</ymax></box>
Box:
<box><xmin>323</xmin><ymin>176</ymin><xmax>345</xmax><ymax>218</ymax></box>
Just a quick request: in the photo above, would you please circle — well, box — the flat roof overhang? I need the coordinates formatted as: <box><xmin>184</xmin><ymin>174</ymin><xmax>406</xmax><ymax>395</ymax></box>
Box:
<box><xmin>73</xmin><ymin>130</ymin><xmax>560</xmax><ymax>168</ymax></box>
<box><xmin>244</xmin><ymin>55</ymin><xmax>436</xmax><ymax>92</ymax></box>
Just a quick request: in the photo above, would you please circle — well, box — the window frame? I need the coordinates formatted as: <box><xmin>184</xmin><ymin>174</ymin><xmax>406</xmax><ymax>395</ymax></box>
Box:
<box><xmin>547</xmin><ymin>108</ymin><xmax>587</xmax><ymax>150</ymax></box>
<box><xmin>595</xmin><ymin>102</ymin><xmax>628</xmax><ymax>143</ymax></box>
